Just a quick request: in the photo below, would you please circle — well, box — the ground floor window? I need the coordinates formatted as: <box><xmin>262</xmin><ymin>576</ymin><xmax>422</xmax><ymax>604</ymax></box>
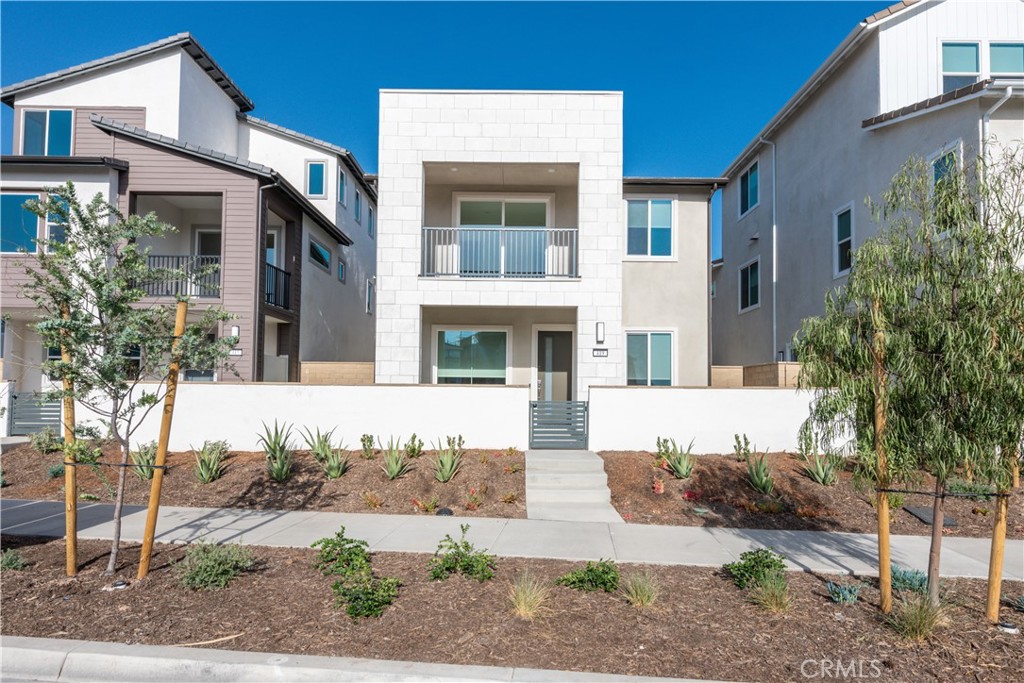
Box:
<box><xmin>435</xmin><ymin>329</ymin><xmax>509</xmax><ymax>384</ymax></box>
<box><xmin>626</xmin><ymin>331</ymin><xmax>672</xmax><ymax>386</ymax></box>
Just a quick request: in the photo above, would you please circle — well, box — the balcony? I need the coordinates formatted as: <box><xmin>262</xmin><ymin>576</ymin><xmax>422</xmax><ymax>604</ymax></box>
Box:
<box><xmin>421</xmin><ymin>227</ymin><xmax>579</xmax><ymax>279</ymax></box>
<box><xmin>265</xmin><ymin>262</ymin><xmax>291</xmax><ymax>309</ymax></box>
<box><xmin>142</xmin><ymin>255</ymin><xmax>220</xmax><ymax>298</ymax></box>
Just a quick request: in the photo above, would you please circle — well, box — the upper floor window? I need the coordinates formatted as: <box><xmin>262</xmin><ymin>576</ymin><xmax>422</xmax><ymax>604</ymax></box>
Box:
<box><xmin>355</xmin><ymin>190</ymin><xmax>362</xmax><ymax>223</ymax></box>
<box><xmin>22</xmin><ymin>109</ymin><xmax>72</xmax><ymax>156</ymax></box>
<box><xmin>337</xmin><ymin>257</ymin><xmax>346</xmax><ymax>283</ymax></box>
<box><xmin>626</xmin><ymin>198</ymin><xmax>672</xmax><ymax>257</ymax></box>
<box><xmin>1</xmin><ymin>193</ymin><xmax>40</xmax><ymax>253</ymax></box>
<box><xmin>368</xmin><ymin>207</ymin><xmax>376</xmax><ymax>239</ymax></box>
<box><xmin>834</xmin><ymin>204</ymin><xmax>853</xmax><ymax>277</ymax></box>
<box><xmin>308</xmin><ymin>238</ymin><xmax>331</xmax><ymax>271</ymax></box>
<box><xmin>941</xmin><ymin>42</ymin><xmax>979</xmax><ymax>92</ymax></box>
<box><xmin>739</xmin><ymin>160</ymin><xmax>759</xmax><ymax>217</ymax></box>
<box><xmin>991</xmin><ymin>43</ymin><xmax>1024</xmax><ymax>77</ymax></box>
<box><xmin>626</xmin><ymin>331</ymin><xmax>672</xmax><ymax>386</ymax></box>
<box><xmin>739</xmin><ymin>258</ymin><xmax>760</xmax><ymax>312</ymax></box>
<box><xmin>338</xmin><ymin>168</ymin><xmax>348</xmax><ymax>206</ymax></box>
<box><xmin>306</xmin><ymin>161</ymin><xmax>327</xmax><ymax>198</ymax></box>
<box><xmin>365</xmin><ymin>278</ymin><xmax>375</xmax><ymax>315</ymax></box>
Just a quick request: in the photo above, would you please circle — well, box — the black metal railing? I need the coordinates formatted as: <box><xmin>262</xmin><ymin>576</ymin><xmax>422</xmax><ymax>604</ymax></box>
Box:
<box><xmin>142</xmin><ymin>255</ymin><xmax>220</xmax><ymax>298</ymax></box>
<box><xmin>265</xmin><ymin>262</ymin><xmax>291</xmax><ymax>309</ymax></box>
<box><xmin>421</xmin><ymin>227</ymin><xmax>579</xmax><ymax>278</ymax></box>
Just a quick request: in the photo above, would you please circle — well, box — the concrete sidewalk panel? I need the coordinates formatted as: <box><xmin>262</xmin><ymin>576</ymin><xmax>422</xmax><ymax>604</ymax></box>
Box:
<box><xmin>492</xmin><ymin>519</ymin><xmax>615</xmax><ymax>561</ymax></box>
<box><xmin>609</xmin><ymin>524</ymin><xmax>736</xmax><ymax>566</ymax></box>
<box><xmin>372</xmin><ymin>516</ymin><xmax>508</xmax><ymax>554</ymax></box>
<box><xmin>0</xmin><ymin>635</ymin><xmax>70</xmax><ymax>682</ymax></box>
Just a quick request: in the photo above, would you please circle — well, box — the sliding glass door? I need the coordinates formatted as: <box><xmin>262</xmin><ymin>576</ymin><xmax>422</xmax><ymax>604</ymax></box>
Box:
<box><xmin>458</xmin><ymin>198</ymin><xmax>548</xmax><ymax>277</ymax></box>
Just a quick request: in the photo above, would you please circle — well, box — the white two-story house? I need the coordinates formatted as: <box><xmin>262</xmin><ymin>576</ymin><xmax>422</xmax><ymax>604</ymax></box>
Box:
<box><xmin>375</xmin><ymin>90</ymin><xmax>721</xmax><ymax>445</ymax></box>
<box><xmin>713</xmin><ymin>0</ymin><xmax>1023</xmax><ymax>366</ymax></box>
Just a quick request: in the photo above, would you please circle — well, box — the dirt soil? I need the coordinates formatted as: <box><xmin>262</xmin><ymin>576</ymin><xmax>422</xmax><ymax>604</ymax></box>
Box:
<box><xmin>2</xmin><ymin>536</ymin><xmax>1022</xmax><ymax>682</ymax></box>
<box><xmin>0</xmin><ymin>442</ymin><xmax>526</xmax><ymax>518</ymax></box>
<box><xmin>601</xmin><ymin>451</ymin><xmax>1024</xmax><ymax>539</ymax></box>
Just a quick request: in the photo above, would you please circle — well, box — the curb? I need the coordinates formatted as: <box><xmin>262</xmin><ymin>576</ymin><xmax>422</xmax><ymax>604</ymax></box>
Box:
<box><xmin>0</xmin><ymin>636</ymin><xmax>711</xmax><ymax>683</ymax></box>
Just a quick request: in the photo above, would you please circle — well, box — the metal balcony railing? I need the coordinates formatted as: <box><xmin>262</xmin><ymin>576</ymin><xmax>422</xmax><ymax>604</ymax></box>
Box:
<box><xmin>143</xmin><ymin>255</ymin><xmax>220</xmax><ymax>298</ymax></box>
<box><xmin>265</xmin><ymin>262</ymin><xmax>291</xmax><ymax>309</ymax></box>
<box><xmin>421</xmin><ymin>227</ymin><xmax>579</xmax><ymax>279</ymax></box>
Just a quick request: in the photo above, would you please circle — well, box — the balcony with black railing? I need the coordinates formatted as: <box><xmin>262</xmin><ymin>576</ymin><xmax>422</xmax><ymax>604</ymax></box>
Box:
<box><xmin>142</xmin><ymin>255</ymin><xmax>220</xmax><ymax>298</ymax></box>
<box><xmin>265</xmin><ymin>262</ymin><xmax>291</xmax><ymax>309</ymax></box>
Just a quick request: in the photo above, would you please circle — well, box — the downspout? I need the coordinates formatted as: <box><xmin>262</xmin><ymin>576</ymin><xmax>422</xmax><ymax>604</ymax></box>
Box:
<box><xmin>759</xmin><ymin>137</ymin><xmax>778</xmax><ymax>362</ymax></box>
<box><xmin>981</xmin><ymin>86</ymin><xmax>1013</xmax><ymax>165</ymax></box>
<box><xmin>707</xmin><ymin>183</ymin><xmax>719</xmax><ymax>386</ymax></box>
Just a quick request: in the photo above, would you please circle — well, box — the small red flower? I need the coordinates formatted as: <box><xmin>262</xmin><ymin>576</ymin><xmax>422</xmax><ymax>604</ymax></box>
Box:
<box><xmin>652</xmin><ymin>478</ymin><xmax>665</xmax><ymax>495</ymax></box>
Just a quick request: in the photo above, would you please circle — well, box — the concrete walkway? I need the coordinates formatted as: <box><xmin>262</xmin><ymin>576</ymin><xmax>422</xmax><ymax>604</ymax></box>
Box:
<box><xmin>1</xmin><ymin>498</ymin><xmax>1020</xmax><ymax>579</ymax></box>
<box><xmin>526</xmin><ymin>450</ymin><xmax>623</xmax><ymax>523</ymax></box>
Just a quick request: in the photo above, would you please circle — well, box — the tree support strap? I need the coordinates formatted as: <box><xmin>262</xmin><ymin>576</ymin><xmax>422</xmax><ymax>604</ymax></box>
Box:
<box><xmin>62</xmin><ymin>461</ymin><xmax>169</xmax><ymax>471</ymax></box>
<box><xmin>875</xmin><ymin>487</ymin><xmax>1010</xmax><ymax>499</ymax></box>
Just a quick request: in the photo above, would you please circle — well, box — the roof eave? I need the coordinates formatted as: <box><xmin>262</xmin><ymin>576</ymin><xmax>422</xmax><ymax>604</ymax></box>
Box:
<box><xmin>623</xmin><ymin>176</ymin><xmax>729</xmax><ymax>187</ymax></box>
<box><xmin>0</xmin><ymin>155</ymin><xmax>129</xmax><ymax>171</ymax></box>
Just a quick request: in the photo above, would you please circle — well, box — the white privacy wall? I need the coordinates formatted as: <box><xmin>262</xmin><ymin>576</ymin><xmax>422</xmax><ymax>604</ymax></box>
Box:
<box><xmin>375</xmin><ymin>90</ymin><xmax>626</xmax><ymax>398</ymax></box>
<box><xmin>588</xmin><ymin>387</ymin><xmax>816</xmax><ymax>453</ymax></box>
<box><xmin>76</xmin><ymin>384</ymin><xmax>531</xmax><ymax>451</ymax></box>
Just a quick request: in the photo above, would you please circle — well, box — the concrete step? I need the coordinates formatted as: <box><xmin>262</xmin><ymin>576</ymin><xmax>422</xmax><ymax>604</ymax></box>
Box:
<box><xmin>527</xmin><ymin>451</ymin><xmax>602</xmax><ymax>464</ymax></box>
<box><xmin>527</xmin><ymin>487</ymin><xmax>611</xmax><ymax>504</ymax></box>
<box><xmin>526</xmin><ymin>472</ymin><xmax>608</xmax><ymax>489</ymax></box>
<box><xmin>527</xmin><ymin>503</ymin><xmax>624</xmax><ymax>524</ymax></box>
<box><xmin>526</xmin><ymin>460</ymin><xmax>607</xmax><ymax>474</ymax></box>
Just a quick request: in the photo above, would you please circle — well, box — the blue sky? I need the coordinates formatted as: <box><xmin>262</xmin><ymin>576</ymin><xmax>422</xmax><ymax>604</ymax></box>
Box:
<box><xmin>0</xmin><ymin>1</ymin><xmax>891</xmax><ymax>257</ymax></box>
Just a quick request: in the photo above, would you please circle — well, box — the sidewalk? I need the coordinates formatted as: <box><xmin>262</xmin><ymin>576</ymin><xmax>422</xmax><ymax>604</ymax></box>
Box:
<box><xmin>1</xmin><ymin>498</ymin><xmax>1020</xmax><ymax>579</ymax></box>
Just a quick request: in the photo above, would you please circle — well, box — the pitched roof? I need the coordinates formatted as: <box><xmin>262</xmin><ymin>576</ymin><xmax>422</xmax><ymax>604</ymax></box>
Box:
<box><xmin>0</xmin><ymin>155</ymin><xmax>129</xmax><ymax>171</ymax></box>
<box><xmin>239</xmin><ymin>114</ymin><xmax>377</xmax><ymax>201</ymax></box>
<box><xmin>861</xmin><ymin>78</ymin><xmax>1023</xmax><ymax>128</ymax></box>
<box><xmin>1</xmin><ymin>33</ymin><xmax>254</xmax><ymax>112</ymax></box>
<box><xmin>89</xmin><ymin>115</ymin><xmax>351</xmax><ymax>245</ymax></box>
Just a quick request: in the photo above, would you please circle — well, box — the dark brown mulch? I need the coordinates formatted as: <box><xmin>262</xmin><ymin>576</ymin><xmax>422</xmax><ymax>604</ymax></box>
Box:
<box><xmin>601</xmin><ymin>451</ymin><xmax>1024</xmax><ymax>538</ymax></box>
<box><xmin>0</xmin><ymin>442</ymin><xmax>525</xmax><ymax>518</ymax></box>
<box><xmin>2</xmin><ymin>536</ymin><xmax>1022</xmax><ymax>682</ymax></box>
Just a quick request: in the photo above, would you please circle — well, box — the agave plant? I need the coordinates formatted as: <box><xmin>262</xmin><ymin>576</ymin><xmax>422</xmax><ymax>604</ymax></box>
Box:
<box><xmin>130</xmin><ymin>441</ymin><xmax>158</xmax><ymax>481</ymax></box>
<box><xmin>747</xmin><ymin>452</ymin><xmax>775</xmax><ymax>495</ymax></box>
<box><xmin>802</xmin><ymin>452</ymin><xmax>840</xmax><ymax>486</ymax></box>
<box><xmin>379</xmin><ymin>436</ymin><xmax>412</xmax><ymax>480</ymax></box>
<box><xmin>193</xmin><ymin>439</ymin><xmax>229</xmax><ymax>484</ymax></box>
<box><xmin>433</xmin><ymin>440</ymin><xmax>463</xmax><ymax>483</ymax></box>
<box><xmin>259</xmin><ymin>420</ymin><xmax>294</xmax><ymax>483</ymax></box>
<box><xmin>301</xmin><ymin>426</ymin><xmax>335</xmax><ymax>463</ymax></box>
<box><xmin>660</xmin><ymin>438</ymin><xmax>696</xmax><ymax>479</ymax></box>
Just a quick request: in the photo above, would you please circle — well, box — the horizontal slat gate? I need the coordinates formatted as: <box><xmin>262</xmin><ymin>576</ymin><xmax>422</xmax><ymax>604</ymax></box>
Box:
<box><xmin>11</xmin><ymin>393</ymin><xmax>62</xmax><ymax>436</ymax></box>
<box><xmin>530</xmin><ymin>401</ymin><xmax>588</xmax><ymax>450</ymax></box>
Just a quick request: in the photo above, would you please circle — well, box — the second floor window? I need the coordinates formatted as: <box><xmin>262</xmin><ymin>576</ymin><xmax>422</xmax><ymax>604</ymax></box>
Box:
<box><xmin>991</xmin><ymin>43</ymin><xmax>1024</xmax><ymax>77</ymax></box>
<box><xmin>355</xmin><ymin>190</ymin><xmax>362</xmax><ymax>223</ymax></box>
<box><xmin>23</xmin><ymin>109</ymin><xmax>72</xmax><ymax>156</ymax></box>
<box><xmin>739</xmin><ymin>259</ymin><xmax>760</xmax><ymax>312</ymax></box>
<box><xmin>337</xmin><ymin>257</ymin><xmax>346</xmax><ymax>283</ymax></box>
<box><xmin>941</xmin><ymin>42</ymin><xmax>979</xmax><ymax>92</ymax></box>
<box><xmin>368</xmin><ymin>207</ymin><xmax>376</xmax><ymax>239</ymax></box>
<box><xmin>626</xmin><ymin>199</ymin><xmax>672</xmax><ymax>257</ymax></box>
<box><xmin>365</xmin><ymin>278</ymin><xmax>375</xmax><ymax>314</ymax></box>
<box><xmin>338</xmin><ymin>168</ymin><xmax>347</xmax><ymax>206</ymax></box>
<box><xmin>1</xmin><ymin>193</ymin><xmax>40</xmax><ymax>253</ymax></box>
<box><xmin>306</xmin><ymin>161</ymin><xmax>326</xmax><ymax>198</ymax></box>
<box><xmin>834</xmin><ymin>205</ymin><xmax>853</xmax><ymax>277</ymax></box>
<box><xmin>740</xmin><ymin>161</ymin><xmax>759</xmax><ymax>216</ymax></box>
<box><xmin>308</xmin><ymin>238</ymin><xmax>331</xmax><ymax>271</ymax></box>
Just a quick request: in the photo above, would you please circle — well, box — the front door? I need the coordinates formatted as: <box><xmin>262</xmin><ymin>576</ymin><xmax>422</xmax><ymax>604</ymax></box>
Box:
<box><xmin>536</xmin><ymin>330</ymin><xmax>573</xmax><ymax>401</ymax></box>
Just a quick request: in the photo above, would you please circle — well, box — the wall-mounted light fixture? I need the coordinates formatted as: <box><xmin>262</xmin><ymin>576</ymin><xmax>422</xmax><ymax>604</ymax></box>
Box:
<box><xmin>230</xmin><ymin>325</ymin><xmax>240</xmax><ymax>338</ymax></box>
<box><xmin>596</xmin><ymin>322</ymin><xmax>606</xmax><ymax>344</ymax></box>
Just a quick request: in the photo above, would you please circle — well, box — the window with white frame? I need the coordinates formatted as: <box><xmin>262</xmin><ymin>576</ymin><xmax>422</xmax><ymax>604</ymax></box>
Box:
<box><xmin>739</xmin><ymin>259</ymin><xmax>760</xmax><ymax>312</ymax></box>
<box><xmin>435</xmin><ymin>329</ymin><xmax>509</xmax><ymax>385</ymax></box>
<box><xmin>941</xmin><ymin>42</ymin><xmax>979</xmax><ymax>92</ymax></box>
<box><xmin>308</xmin><ymin>238</ymin><xmax>331</xmax><ymax>271</ymax></box>
<box><xmin>626</xmin><ymin>331</ymin><xmax>672</xmax><ymax>386</ymax></box>
<box><xmin>45</xmin><ymin>345</ymin><xmax>62</xmax><ymax>381</ymax></box>
<box><xmin>46</xmin><ymin>196</ymin><xmax>68</xmax><ymax>252</ymax></box>
<box><xmin>990</xmin><ymin>43</ymin><xmax>1024</xmax><ymax>77</ymax></box>
<box><xmin>338</xmin><ymin>168</ymin><xmax>347</xmax><ymax>206</ymax></box>
<box><xmin>834</xmin><ymin>205</ymin><xmax>853</xmax><ymax>277</ymax></box>
<box><xmin>306</xmin><ymin>161</ymin><xmax>327</xmax><ymax>198</ymax></box>
<box><xmin>355</xmin><ymin>190</ymin><xmax>362</xmax><ymax>223</ymax></box>
<box><xmin>124</xmin><ymin>345</ymin><xmax>142</xmax><ymax>379</ymax></box>
<box><xmin>22</xmin><ymin>109</ymin><xmax>72</xmax><ymax>156</ymax></box>
<box><xmin>365</xmin><ymin>278</ymin><xmax>374</xmax><ymax>314</ymax></box>
<box><xmin>739</xmin><ymin>160</ymin><xmax>759</xmax><ymax>216</ymax></box>
<box><xmin>626</xmin><ymin>198</ymin><xmax>672</xmax><ymax>257</ymax></box>
<box><xmin>368</xmin><ymin>207</ymin><xmax>376</xmax><ymax>239</ymax></box>
<box><xmin>931</xmin><ymin>144</ymin><xmax>959</xmax><ymax>188</ymax></box>
<box><xmin>1</xmin><ymin>193</ymin><xmax>40</xmax><ymax>253</ymax></box>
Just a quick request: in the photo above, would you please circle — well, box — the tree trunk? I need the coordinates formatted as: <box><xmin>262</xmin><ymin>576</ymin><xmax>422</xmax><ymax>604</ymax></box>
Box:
<box><xmin>926</xmin><ymin>478</ymin><xmax>946</xmax><ymax>609</ymax></box>
<box><xmin>105</xmin><ymin>406</ymin><xmax>129</xmax><ymax>574</ymax></box>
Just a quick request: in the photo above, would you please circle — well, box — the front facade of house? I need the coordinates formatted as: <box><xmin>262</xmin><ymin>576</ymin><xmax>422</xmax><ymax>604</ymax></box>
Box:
<box><xmin>713</xmin><ymin>0</ymin><xmax>1024</xmax><ymax>366</ymax></box>
<box><xmin>0</xmin><ymin>35</ymin><xmax>377</xmax><ymax>404</ymax></box>
<box><xmin>375</xmin><ymin>90</ymin><xmax>720</xmax><ymax>405</ymax></box>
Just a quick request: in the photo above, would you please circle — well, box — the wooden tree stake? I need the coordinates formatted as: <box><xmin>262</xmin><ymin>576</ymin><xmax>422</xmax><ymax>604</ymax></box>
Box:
<box><xmin>137</xmin><ymin>300</ymin><xmax>188</xmax><ymax>580</ymax></box>
<box><xmin>985</xmin><ymin>488</ymin><xmax>1009</xmax><ymax>622</ymax></box>
<box><xmin>872</xmin><ymin>297</ymin><xmax>893</xmax><ymax>614</ymax></box>
<box><xmin>61</xmin><ymin>306</ymin><xmax>77</xmax><ymax>577</ymax></box>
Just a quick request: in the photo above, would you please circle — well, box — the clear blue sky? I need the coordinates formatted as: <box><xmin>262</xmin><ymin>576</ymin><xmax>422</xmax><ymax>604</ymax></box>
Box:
<box><xmin>0</xmin><ymin>1</ymin><xmax>891</xmax><ymax>258</ymax></box>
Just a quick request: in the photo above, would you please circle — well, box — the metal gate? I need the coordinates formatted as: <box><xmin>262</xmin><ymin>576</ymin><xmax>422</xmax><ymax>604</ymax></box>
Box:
<box><xmin>10</xmin><ymin>393</ymin><xmax>62</xmax><ymax>436</ymax></box>
<box><xmin>529</xmin><ymin>401</ymin><xmax>588</xmax><ymax>450</ymax></box>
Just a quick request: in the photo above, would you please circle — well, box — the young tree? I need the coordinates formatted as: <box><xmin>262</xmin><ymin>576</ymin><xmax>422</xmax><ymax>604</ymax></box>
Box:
<box><xmin>800</xmin><ymin>148</ymin><xmax>1024</xmax><ymax>610</ymax></box>
<box><xmin>21</xmin><ymin>182</ymin><xmax>236</xmax><ymax>574</ymax></box>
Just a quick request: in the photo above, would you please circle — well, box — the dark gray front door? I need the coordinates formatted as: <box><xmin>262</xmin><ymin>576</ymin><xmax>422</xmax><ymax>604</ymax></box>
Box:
<box><xmin>537</xmin><ymin>330</ymin><xmax>572</xmax><ymax>402</ymax></box>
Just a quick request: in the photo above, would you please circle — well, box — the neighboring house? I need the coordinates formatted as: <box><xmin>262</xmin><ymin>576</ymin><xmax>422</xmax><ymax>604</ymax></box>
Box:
<box><xmin>713</xmin><ymin>0</ymin><xmax>1024</xmax><ymax>366</ymax></box>
<box><xmin>375</xmin><ymin>90</ymin><xmax>722</xmax><ymax>439</ymax></box>
<box><xmin>0</xmin><ymin>34</ymin><xmax>376</xmax><ymax>411</ymax></box>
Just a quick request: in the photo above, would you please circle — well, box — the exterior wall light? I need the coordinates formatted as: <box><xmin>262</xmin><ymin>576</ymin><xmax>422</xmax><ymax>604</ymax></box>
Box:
<box><xmin>596</xmin><ymin>322</ymin><xmax>605</xmax><ymax>344</ymax></box>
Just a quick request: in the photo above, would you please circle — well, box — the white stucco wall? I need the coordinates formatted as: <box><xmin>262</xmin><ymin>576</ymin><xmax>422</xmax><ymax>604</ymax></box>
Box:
<box><xmin>177</xmin><ymin>53</ymin><xmax>241</xmax><ymax>154</ymax></box>
<box><xmin>376</xmin><ymin>90</ymin><xmax>626</xmax><ymax>398</ymax></box>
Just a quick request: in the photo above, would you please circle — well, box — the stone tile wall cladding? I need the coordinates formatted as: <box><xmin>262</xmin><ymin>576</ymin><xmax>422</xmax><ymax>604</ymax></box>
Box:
<box><xmin>742</xmin><ymin>362</ymin><xmax>802</xmax><ymax>388</ymax></box>
<box><xmin>300</xmin><ymin>362</ymin><xmax>375</xmax><ymax>385</ymax></box>
<box><xmin>376</xmin><ymin>91</ymin><xmax>626</xmax><ymax>399</ymax></box>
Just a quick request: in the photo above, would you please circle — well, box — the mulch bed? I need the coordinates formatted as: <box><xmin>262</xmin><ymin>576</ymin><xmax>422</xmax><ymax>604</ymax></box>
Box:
<box><xmin>2</xmin><ymin>536</ymin><xmax>1022</xmax><ymax>682</ymax></box>
<box><xmin>601</xmin><ymin>451</ymin><xmax>1024</xmax><ymax>538</ymax></box>
<box><xmin>0</xmin><ymin>442</ymin><xmax>525</xmax><ymax>518</ymax></box>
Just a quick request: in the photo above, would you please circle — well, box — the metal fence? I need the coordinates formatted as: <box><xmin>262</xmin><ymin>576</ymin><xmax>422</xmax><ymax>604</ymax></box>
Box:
<box><xmin>421</xmin><ymin>227</ymin><xmax>579</xmax><ymax>278</ymax></box>
<box><xmin>265</xmin><ymin>263</ymin><xmax>291</xmax><ymax>309</ymax></box>
<box><xmin>530</xmin><ymin>400</ymin><xmax>588</xmax><ymax>449</ymax></box>
<box><xmin>142</xmin><ymin>255</ymin><xmax>220</xmax><ymax>298</ymax></box>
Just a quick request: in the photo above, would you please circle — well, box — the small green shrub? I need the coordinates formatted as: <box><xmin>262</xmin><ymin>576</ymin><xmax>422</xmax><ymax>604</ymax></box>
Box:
<box><xmin>379</xmin><ymin>438</ymin><xmax>412</xmax><ymax>480</ymax></box>
<box><xmin>31</xmin><ymin>426</ymin><xmax>62</xmax><ymax>454</ymax></box>
<box><xmin>723</xmin><ymin>548</ymin><xmax>787</xmax><ymax>589</ymax></box>
<box><xmin>1</xmin><ymin>549</ymin><xmax>28</xmax><ymax>571</ymax></box>
<box><xmin>404</xmin><ymin>433</ymin><xmax>424</xmax><ymax>459</ymax></box>
<box><xmin>428</xmin><ymin>524</ymin><xmax>496</xmax><ymax>582</ymax></box>
<box><xmin>621</xmin><ymin>570</ymin><xmax>659</xmax><ymax>609</ymax></box>
<box><xmin>886</xmin><ymin>595</ymin><xmax>945</xmax><ymax>641</ymax></box>
<box><xmin>748</xmin><ymin>571</ymin><xmax>792</xmax><ymax>612</ymax></box>
<box><xmin>733</xmin><ymin>433</ymin><xmax>752</xmax><ymax>462</ymax></box>
<box><xmin>0</xmin><ymin>468</ymin><xmax>7</xmax><ymax>487</ymax></box>
<box><xmin>360</xmin><ymin>433</ymin><xmax>375</xmax><ymax>459</ymax></box>
<box><xmin>193</xmin><ymin>440</ymin><xmax>229</xmax><ymax>484</ymax></box>
<box><xmin>658</xmin><ymin>438</ymin><xmax>696</xmax><ymax>479</ymax></box>
<box><xmin>802</xmin><ymin>453</ymin><xmax>840</xmax><ymax>486</ymax></box>
<box><xmin>510</xmin><ymin>571</ymin><xmax>550</xmax><ymax>619</ymax></box>
<box><xmin>47</xmin><ymin>463</ymin><xmax>65</xmax><ymax>479</ymax></box>
<box><xmin>1006</xmin><ymin>594</ymin><xmax>1024</xmax><ymax>613</ymax></box>
<box><xmin>797</xmin><ymin>422</ymin><xmax>818</xmax><ymax>459</ymax></box>
<box><xmin>556</xmin><ymin>559</ymin><xmax>619</xmax><ymax>592</ymax></box>
<box><xmin>130</xmin><ymin>441</ymin><xmax>158</xmax><ymax>481</ymax></box>
<box><xmin>747</xmin><ymin>452</ymin><xmax>775</xmax><ymax>495</ymax></box>
<box><xmin>332</xmin><ymin>574</ymin><xmax>401</xmax><ymax>619</ymax></box>
<box><xmin>433</xmin><ymin>442</ymin><xmax>463</xmax><ymax>483</ymax></box>
<box><xmin>826</xmin><ymin>580</ymin><xmax>862</xmax><ymax>604</ymax></box>
<box><xmin>891</xmin><ymin>564</ymin><xmax>928</xmax><ymax>594</ymax></box>
<box><xmin>947</xmin><ymin>478</ymin><xmax>995</xmax><ymax>502</ymax></box>
<box><xmin>445</xmin><ymin>434</ymin><xmax>465</xmax><ymax>456</ymax></box>
<box><xmin>259</xmin><ymin>421</ymin><xmax>294</xmax><ymax>483</ymax></box>
<box><xmin>311</xmin><ymin>526</ymin><xmax>371</xmax><ymax>577</ymax></box>
<box><xmin>174</xmin><ymin>542</ymin><xmax>254</xmax><ymax>590</ymax></box>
